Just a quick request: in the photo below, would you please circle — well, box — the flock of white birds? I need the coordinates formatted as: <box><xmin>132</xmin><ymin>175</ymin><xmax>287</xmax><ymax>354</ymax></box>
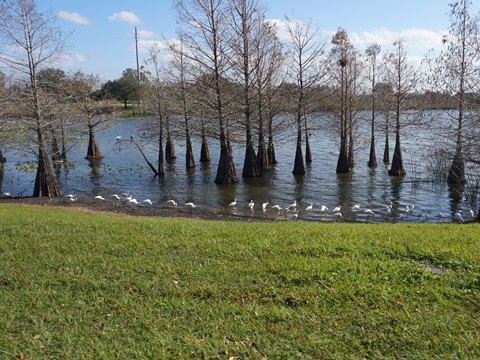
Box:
<box><xmin>0</xmin><ymin>188</ymin><xmax>475</xmax><ymax>222</ymax></box>
<box><xmin>47</xmin><ymin>190</ymin><xmax>477</xmax><ymax>223</ymax></box>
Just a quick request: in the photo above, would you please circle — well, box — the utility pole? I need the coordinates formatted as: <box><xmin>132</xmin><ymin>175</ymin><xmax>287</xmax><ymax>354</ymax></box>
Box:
<box><xmin>135</xmin><ymin>27</ymin><xmax>140</xmax><ymax>85</ymax></box>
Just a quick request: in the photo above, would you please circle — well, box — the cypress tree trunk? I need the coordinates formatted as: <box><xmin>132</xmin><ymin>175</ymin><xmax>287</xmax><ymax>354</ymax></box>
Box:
<box><xmin>215</xmin><ymin>133</ymin><xmax>238</xmax><ymax>184</ymax></box>
<box><xmin>0</xmin><ymin>148</ymin><xmax>5</xmax><ymax>163</ymax></box>
<box><xmin>336</xmin><ymin>114</ymin><xmax>349</xmax><ymax>173</ymax></box>
<box><xmin>165</xmin><ymin>120</ymin><xmax>176</xmax><ymax>162</ymax></box>
<box><xmin>185</xmin><ymin>132</ymin><xmax>195</xmax><ymax>169</ymax></box>
<box><xmin>368</xmin><ymin>107</ymin><xmax>377</xmax><ymax>167</ymax></box>
<box><xmin>388</xmin><ymin>130</ymin><xmax>406</xmax><ymax>176</ymax></box>
<box><xmin>267</xmin><ymin>115</ymin><xmax>277</xmax><ymax>165</ymax></box>
<box><xmin>51</xmin><ymin>128</ymin><xmax>61</xmax><ymax>162</ymax></box>
<box><xmin>33</xmin><ymin>129</ymin><xmax>62</xmax><ymax>197</ymax></box>
<box><xmin>86</xmin><ymin>124</ymin><xmax>103</xmax><ymax>160</ymax></box>
<box><xmin>348</xmin><ymin>112</ymin><xmax>355</xmax><ymax>169</ymax></box>
<box><xmin>447</xmin><ymin>145</ymin><xmax>465</xmax><ymax>184</ymax></box>
<box><xmin>60</xmin><ymin>125</ymin><xmax>67</xmax><ymax>160</ymax></box>
<box><xmin>304</xmin><ymin>115</ymin><xmax>312</xmax><ymax>163</ymax></box>
<box><xmin>157</xmin><ymin>115</ymin><xmax>164</xmax><ymax>177</ymax></box>
<box><xmin>292</xmin><ymin>119</ymin><xmax>305</xmax><ymax>175</ymax></box>
<box><xmin>200</xmin><ymin>120</ymin><xmax>210</xmax><ymax>163</ymax></box>
<box><xmin>257</xmin><ymin>130</ymin><xmax>269</xmax><ymax>174</ymax></box>
<box><xmin>383</xmin><ymin>128</ymin><xmax>390</xmax><ymax>164</ymax></box>
<box><xmin>447</xmin><ymin>131</ymin><xmax>465</xmax><ymax>185</ymax></box>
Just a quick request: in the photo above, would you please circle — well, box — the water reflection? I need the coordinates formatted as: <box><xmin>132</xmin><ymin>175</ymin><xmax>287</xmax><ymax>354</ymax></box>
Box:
<box><xmin>1</xmin><ymin>115</ymin><xmax>478</xmax><ymax>223</ymax></box>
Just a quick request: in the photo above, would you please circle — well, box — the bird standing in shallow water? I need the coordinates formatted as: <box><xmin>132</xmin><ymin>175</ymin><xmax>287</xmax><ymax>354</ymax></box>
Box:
<box><xmin>305</xmin><ymin>204</ymin><xmax>313</xmax><ymax>211</ymax></box>
<box><xmin>185</xmin><ymin>202</ymin><xmax>196</xmax><ymax>208</ymax></box>
<box><xmin>142</xmin><ymin>199</ymin><xmax>153</xmax><ymax>205</ymax></box>
<box><xmin>332</xmin><ymin>206</ymin><xmax>341</xmax><ymax>213</ymax></box>
<box><xmin>95</xmin><ymin>195</ymin><xmax>105</xmax><ymax>201</ymax></box>
<box><xmin>262</xmin><ymin>202</ymin><xmax>268</xmax><ymax>211</ymax></box>
<box><xmin>228</xmin><ymin>198</ymin><xmax>236</xmax><ymax>207</ymax></box>
<box><xmin>454</xmin><ymin>212</ymin><xmax>464</xmax><ymax>222</ymax></box>
<box><xmin>166</xmin><ymin>199</ymin><xmax>177</xmax><ymax>207</ymax></box>
<box><xmin>248</xmin><ymin>200</ymin><xmax>255</xmax><ymax>210</ymax></box>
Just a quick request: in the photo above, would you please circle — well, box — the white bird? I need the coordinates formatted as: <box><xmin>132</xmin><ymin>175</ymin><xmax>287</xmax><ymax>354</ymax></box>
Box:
<box><xmin>262</xmin><ymin>202</ymin><xmax>269</xmax><ymax>211</ymax></box>
<box><xmin>320</xmin><ymin>205</ymin><xmax>328</xmax><ymax>212</ymax></box>
<box><xmin>248</xmin><ymin>200</ymin><xmax>255</xmax><ymax>210</ymax></box>
<box><xmin>288</xmin><ymin>200</ymin><xmax>297</xmax><ymax>209</ymax></box>
<box><xmin>111</xmin><ymin>194</ymin><xmax>121</xmax><ymax>200</ymax></box>
<box><xmin>405</xmin><ymin>204</ymin><xmax>415</xmax><ymax>213</ymax></box>
<box><xmin>333</xmin><ymin>212</ymin><xmax>344</xmax><ymax>219</ymax></box>
<box><xmin>365</xmin><ymin>209</ymin><xmax>375</xmax><ymax>216</ymax></box>
<box><xmin>128</xmin><ymin>198</ymin><xmax>139</xmax><ymax>205</ymax></box>
<box><xmin>469</xmin><ymin>209</ymin><xmax>475</xmax><ymax>218</ymax></box>
<box><xmin>94</xmin><ymin>195</ymin><xmax>105</xmax><ymax>201</ymax></box>
<box><xmin>228</xmin><ymin>198</ymin><xmax>237</xmax><ymax>207</ymax></box>
<box><xmin>351</xmin><ymin>204</ymin><xmax>360</xmax><ymax>212</ymax></box>
<box><xmin>142</xmin><ymin>199</ymin><xmax>153</xmax><ymax>205</ymax></box>
<box><xmin>185</xmin><ymin>202</ymin><xmax>196</xmax><ymax>208</ymax></box>
<box><xmin>305</xmin><ymin>204</ymin><xmax>313</xmax><ymax>211</ymax></box>
<box><xmin>65</xmin><ymin>194</ymin><xmax>76</xmax><ymax>199</ymax></box>
<box><xmin>454</xmin><ymin>212</ymin><xmax>464</xmax><ymax>222</ymax></box>
<box><xmin>271</xmin><ymin>205</ymin><xmax>282</xmax><ymax>211</ymax></box>
<box><xmin>68</xmin><ymin>197</ymin><xmax>77</xmax><ymax>202</ymax></box>
<box><xmin>166</xmin><ymin>199</ymin><xmax>177</xmax><ymax>207</ymax></box>
<box><xmin>130</xmin><ymin>135</ymin><xmax>134</xmax><ymax>140</ymax></box>
<box><xmin>115</xmin><ymin>136</ymin><xmax>122</xmax><ymax>141</ymax></box>
<box><xmin>332</xmin><ymin>206</ymin><xmax>341</xmax><ymax>213</ymax></box>
<box><xmin>2</xmin><ymin>192</ymin><xmax>11</xmax><ymax>197</ymax></box>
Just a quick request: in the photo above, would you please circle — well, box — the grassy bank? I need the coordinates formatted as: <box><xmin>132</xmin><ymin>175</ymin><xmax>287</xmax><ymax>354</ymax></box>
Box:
<box><xmin>0</xmin><ymin>205</ymin><xmax>479</xmax><ymax>359</ymax></box>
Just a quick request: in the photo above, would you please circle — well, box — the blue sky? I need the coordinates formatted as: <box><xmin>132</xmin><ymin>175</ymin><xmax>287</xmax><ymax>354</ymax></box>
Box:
<box><xmin>37</xmin><ymin>0</ymin><xmax>457</xmax><ymax>81</ymax></box>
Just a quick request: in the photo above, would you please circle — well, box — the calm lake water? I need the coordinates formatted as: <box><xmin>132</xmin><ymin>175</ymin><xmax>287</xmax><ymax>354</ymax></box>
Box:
<box><xmin>1</xmin><ymin>112</ymin><xmax>477</xmax><ymax>223</ymax></box>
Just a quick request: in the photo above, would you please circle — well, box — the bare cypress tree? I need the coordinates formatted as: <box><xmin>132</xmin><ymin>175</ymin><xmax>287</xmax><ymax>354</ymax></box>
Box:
<box><xmin>386</xmin><ymin>39</ymin><xmax>418</xmax><ymax>177</ymax></box>
<box><xmin>366</xmin><ymin>43</ymin><xmax>381</xmax><ymax>168</ymax></box>
<box><xmin>143</xmin><ymin>46</ymin><xmax>171</xmax><ymax>176</ymax></box>
<box><xmin>0</xmin><ymin>0</ymin><xmax>66</xmax><ymax>197</ymax></box>
<box><xmin>331</xmin><ymin>29</ymin><xmax>352</xmax><ymax>173</ymax></box>
<box><xmin>68</xmin><ymin>72</ymin><xmax>115</xmax><ymax>161</ymax></box>
<box><xmin>426</xmin><ymin>0</ymin><xmax>480</xmax><ymax>185</ymax></box>
<box><xmin>175</xmin><ymin>0</ymin><xmax>238</xmax><ymax>184</ymax></box>
<box><xmin>170</xmin><ymin>37</ymin><xmax>196</xmax><ymax>169</ymax></box>
<box><xmin>229</xmin><ymin>0</ymin><xmax>262</xmax><ymax>178</ymax></box>
<box><xmin>286</xmin><ymin>19</ymin><xmax>326</xmax><ymax>175</ymax></box>
<box><xmin>253</xmin><ymin>22</ymin><xmax>283</xmax><ymax>173</ymax></box>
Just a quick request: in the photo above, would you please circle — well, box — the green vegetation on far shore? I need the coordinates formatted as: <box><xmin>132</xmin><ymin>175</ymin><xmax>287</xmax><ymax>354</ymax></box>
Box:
<box><xmin>0</xmin><ymin>205</ymin><xmax>479</xmax><ymax>359</ymax></box>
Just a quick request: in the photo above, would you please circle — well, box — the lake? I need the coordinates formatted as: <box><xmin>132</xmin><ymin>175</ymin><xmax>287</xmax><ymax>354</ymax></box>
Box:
<box><xmin>1</xmin><ymin>112</ymin><xmax>477</xmax><ymax>223</ymax></box>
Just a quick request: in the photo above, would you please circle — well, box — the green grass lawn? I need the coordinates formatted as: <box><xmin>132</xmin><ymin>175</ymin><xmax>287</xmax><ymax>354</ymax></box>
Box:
<box><xmin>0</xmin><ymin>205</ymin><xmax>479</xmax><ymax>359</ymax></box>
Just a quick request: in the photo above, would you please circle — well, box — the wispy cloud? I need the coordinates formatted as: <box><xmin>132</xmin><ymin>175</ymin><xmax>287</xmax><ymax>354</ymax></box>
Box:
<box><xmin>58</xmin><ymin>11</ymin><xmax>89</xmax><ymax>25</ymax></box>
<box><xmin>137</xmin><ymin>29</ymin><xmax>157</xmax><ymax>39</ymax></box>
<box><xmin>349</xmin><ymin>28</ymin><xmax>445</xmax><ymax>52</ymax></box>
<box><xmin>108</xmin><ymin>11</ymin><xmax>141</xmax><ymax>25</ymax></box>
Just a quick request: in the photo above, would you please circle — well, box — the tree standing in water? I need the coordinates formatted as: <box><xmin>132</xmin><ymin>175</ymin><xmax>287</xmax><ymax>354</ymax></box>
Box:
<box><xmin>286</xmin><ymin>19</ymin><xmax>326</xmax><ymax>175</ymax></box>
<box><xmin>0</xmin><ymin>0</ymin><xmax>65</xmax><ymax>197</ymax></box>
<box><xmin>366</xmin><ymin>43</ymin><xmax>381</xmax><ymax>168</ymax></box>
<box><xmin>427</xmin><ymin>0</ymin><xmax>480</xmax><ymax>185</ymax></box>
<box><xmin>175</xmin><ymin>0</ymin><xmax>238</xmax><ymax>184</ymax></box>
<box><xmin>229</xmin><ymin>0</ymin><xmax>262</xmax><ymax>178</ymax></box>
<box><xmin>385</xmin><ymin>39</ymin><xmax>417</xmax><ymax>177</ymax></box>
<box><xmin>331</xmin><ymin>29</ymin><xmax>352</xmax><ymax>173</ymax></box>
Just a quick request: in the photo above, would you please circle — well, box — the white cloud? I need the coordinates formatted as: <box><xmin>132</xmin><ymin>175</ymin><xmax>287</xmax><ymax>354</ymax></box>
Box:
<box><xmin>349</xmin><ymin>28</ymin><xmax>445</xmax><ymax>53</ymax></box>
<box><xmin>137</xmin><ymin>29</ymin><xmax>157</xmax><ymax>39</ymax></box>
<box><xmin>108</xmin><ymin>11</ymin><xmax>141</xmax><ymax>25</ymax></box>
<box><xmin>58</xmin><ymin>11</ymin><xmax>90</xmax><ymax>25</ymax></box>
